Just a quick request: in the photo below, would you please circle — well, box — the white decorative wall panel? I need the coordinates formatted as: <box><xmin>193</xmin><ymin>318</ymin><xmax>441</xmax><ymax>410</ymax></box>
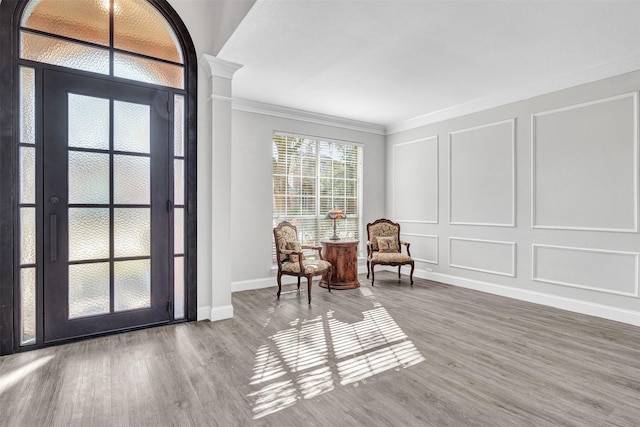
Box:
<box><xmin>401</xmin><ymin>233</ymin><xmax>438</xmax><ymax>264</ymax></box>
<box><xmin>393</xmin><ymin>136</ymin><xmax>438</xmax><ymax>223</ymax></box>
<box><xmin>532</xmin><ymin>92</ymin><xmax>639</xmax><ymax>232</ymax></box>
<box><xmin>449</xmin><ymin>119</ymin><xmax>515</xmax><ymax>226</ymax></box>
<box><xmin>449</xmin><ymin>238</ymin><xmax>516</xmax><ymax>277</ymax></box>
<box><xmin>533</xmin><ymin>245</ymin><xmax>639</xmax><ymax>296</ymax></box>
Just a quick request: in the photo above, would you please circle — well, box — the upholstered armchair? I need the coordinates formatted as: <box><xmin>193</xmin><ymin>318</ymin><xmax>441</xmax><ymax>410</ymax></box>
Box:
<box><xmin>273</xmin><ymin>221</ymin><xmax>333</xmax><ymax>303</ymax></box>
<box><xmin>366</xmin><ymin>218</ymin><xmax>414</xmax><ymax>286</ymax></box>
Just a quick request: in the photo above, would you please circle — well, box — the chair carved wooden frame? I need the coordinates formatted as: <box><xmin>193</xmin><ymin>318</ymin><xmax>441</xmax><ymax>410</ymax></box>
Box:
<box><xmin>274</xmin><ymin>221</ymin><xmax>333</xmax><ymax>303</ymax></box>
<box><xmin>366</xmin><ymin>218</ymin><xmax>414</xmax><ymax>286</ymax></box>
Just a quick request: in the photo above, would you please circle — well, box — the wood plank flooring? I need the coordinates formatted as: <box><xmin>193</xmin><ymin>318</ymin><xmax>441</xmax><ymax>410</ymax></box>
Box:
<box><xmin>1</xmin><ymin>272</ymin><xmax>640</xmax><ymax>426</ymax></box>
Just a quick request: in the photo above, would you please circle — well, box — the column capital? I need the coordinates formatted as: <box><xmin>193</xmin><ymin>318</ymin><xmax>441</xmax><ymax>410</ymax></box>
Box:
<box><xmin>200</xmin><ymin>54</ymin><xmax>243</xmax><ymax>79</ymax></box>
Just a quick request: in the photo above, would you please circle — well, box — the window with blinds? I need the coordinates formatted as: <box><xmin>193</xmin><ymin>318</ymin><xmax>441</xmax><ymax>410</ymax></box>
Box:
<box><xmin>272</xmin><ymin>133</ymin><xmax>363</xmax><ymax>259</ymax></box>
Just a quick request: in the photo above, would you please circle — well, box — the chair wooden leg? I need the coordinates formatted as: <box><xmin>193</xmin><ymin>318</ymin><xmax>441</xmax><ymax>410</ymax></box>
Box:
<box><xmin>398</xmin><ymin>266</ymin><xmax>401</xmax><ymax>279</ymax></box>
<box><xmin>366</xmin><ymin>260</ymin><xmax>370</xmax><ymax>279</ymax></box>
<box><xmin>307</xmin><ymin>275</ymin><xmax>312</xmax><ymax>304</ymax></box>
<box><xmin>410</xmin><ymin>261</ymin><xmax>415</xmax><ymax>285</ymax></box>
<box><xmin>326</xmin><ymin>266</ymin><xmax>332</xmax><ymax>292</ymax></box>
<box><xmin>277</xmin><ymin>271</ymin><xmax>282</xmax><ymax>298</ymax></box>
<box><xmin>297</xmin><ymin>277</ymin><xmax>301</xmax><ymax>290</ymax></box>
<box><xmin>371</xmin><ymin>264</ymin><xmax>375</xmax><ymax>286</ymax></box>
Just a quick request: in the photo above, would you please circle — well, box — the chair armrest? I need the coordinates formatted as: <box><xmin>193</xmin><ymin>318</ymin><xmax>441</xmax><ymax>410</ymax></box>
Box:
<box><xmin>366</xmin><ymin>241</ymin><xmax>375</xmax><ymax>256</ymax></box>
<box><xmin>400</xmin><ymin>240</ymin><xmax>411</xmax><ymax>257</ymax></box>
<box><xmin>302</xmin><ymin>245</ymin><xmax>324</xmax><ymax>260</ymax></box>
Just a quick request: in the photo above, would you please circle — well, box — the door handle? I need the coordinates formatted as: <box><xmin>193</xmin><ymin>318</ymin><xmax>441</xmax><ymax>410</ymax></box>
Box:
<box><xmin>50</xmin><ymin>213</ymin><xmax>57</xmax><ymax>262</ymax></box>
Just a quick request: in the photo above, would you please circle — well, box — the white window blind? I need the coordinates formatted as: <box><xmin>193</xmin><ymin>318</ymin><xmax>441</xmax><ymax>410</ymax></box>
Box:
<box><xmin>272</xmin><ymin>133</ymin><xmax>363</xmax><ymax>259</ymax></box>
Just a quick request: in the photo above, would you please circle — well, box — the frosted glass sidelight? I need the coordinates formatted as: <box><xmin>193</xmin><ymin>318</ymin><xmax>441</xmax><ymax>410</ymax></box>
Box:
<box><xmin>174</xmin><ymin>95</ymin><xmax>184</xmax><ymax>156</ymax></box>
<box><xmin>174</xmin><ymin>256</ymin><xmax>184</xmax><ymax>319</ymax></box>
<box><xmin>20</xmin><ymin>208</ymin><xmax>36</xmax><ymax>265</ymax></box>
<box><xmin>68</xmin><ymin>94</ymin><xmax>109</xmax><ymax>149</ymax></box>
<box><xmin>68</xmin><ymin>151</ymin><xmax>110</xmax><ymax>204</ymax></box>
<box><xmin>69</xmin><ymin>262</ymin><xmax>110</xmax><ymax>319</ymax></box>
<box><xmin>19</xmin><ymin>67</ymin><xmax>35</xmax><ymax>145</ymax></box>
<box><xmin>114</xmin><ymin>259</ymin><xmax>151</xmax><ymax>312</ymax></box>
<box><xmin>114</xmin><ymin>0</ymin><xmax>183</xmax><ymax>63</ymax></box>
<box><xmin>113</xmin><ymin>155</ymin><xmax>150</xmax><ymax>204</ymax></box>
<box><xmin>114</xmin><ymin>52</ymin><xmax>184</xmax><ymax>89</ymax></box>
<box><xmin>21</xmin><ymin>0</ymin><xmax>110</xmax><ymax>47</ymax></box>
<box><xmin>68</xmin><ymin>208</ymin><xmax>110</xmax><ymax>261</ymax></box>
<box><xmin>114</xmin><ymin>208</ymin><xmax>150</xmax><ymax>258</ymax></box>
<box><xmin>21</xmin><ymin>32</ymin><xmax>109</xmax><ymax>75</ymax></box>
<box><xmin>174</xmin><ymin>208</ymin><xmax>184</xmax><ymax>255</ymax></box>
<box><xmin>20</xmin><ymin>147</ymin><xmax>36</xmax><ymax>204</ymax></box>
<box><xmin>20</xmin><ymin>268</ymin><xmax>36</xmax><ymax>345</ymax></box>
<box><xmin>114</xmin><ymin>101</ymin><xmax>150</xmax><ymax>153</ymax></box>
<box><xmin>174</xmin><ymin>159</ymin><xmax>184</xmax><ymax>205</ymax></box>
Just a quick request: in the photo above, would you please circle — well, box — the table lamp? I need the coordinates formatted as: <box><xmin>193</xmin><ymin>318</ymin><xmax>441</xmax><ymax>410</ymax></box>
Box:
<box><xmin>325</xmin><ymin>209</ymin><xmax>347</xmax><ymax>240</ymax></box>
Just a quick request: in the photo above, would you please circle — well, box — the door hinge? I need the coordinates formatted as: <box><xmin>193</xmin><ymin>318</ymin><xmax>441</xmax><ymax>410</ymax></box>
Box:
<box><xmin>167</xmin><ymin>200</ymin><xmax>174</xmax><ymax>212</ymax></box>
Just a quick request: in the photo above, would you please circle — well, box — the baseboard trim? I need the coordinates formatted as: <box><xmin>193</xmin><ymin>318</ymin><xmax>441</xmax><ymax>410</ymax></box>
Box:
<box><xmin>210</xmin><ymin>305</ymin><xmax>234</xmax><ymax>322</ymax></box>
<box><xmin>411</xmin><ymin>269</ymin><xmax>640</xmax><ymax>327</ymax></box>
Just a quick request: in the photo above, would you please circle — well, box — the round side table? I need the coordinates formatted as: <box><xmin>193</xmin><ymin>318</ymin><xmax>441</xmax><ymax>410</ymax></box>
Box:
<box><xmin>319</xmin><ymin>239</ymin><xmax>360</xmax><ymax>289</ymax></box>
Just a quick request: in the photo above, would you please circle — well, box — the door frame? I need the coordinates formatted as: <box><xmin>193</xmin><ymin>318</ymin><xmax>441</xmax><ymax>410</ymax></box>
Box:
<box><xmin>0</xmin><ymin>0</ymin><xmax>198</xmax><ymax>355</ymax></box>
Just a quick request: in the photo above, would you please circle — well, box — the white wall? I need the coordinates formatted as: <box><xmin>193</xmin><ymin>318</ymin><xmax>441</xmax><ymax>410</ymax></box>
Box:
<box><xmin>230</xmin><ymin>109</ymin><xmax>386</xmax><ymax>289</ymax></box>
<box><xmin>387</xmin><ymin>71</ymin><xmax>640</xmax><ymax>326</ymax></box>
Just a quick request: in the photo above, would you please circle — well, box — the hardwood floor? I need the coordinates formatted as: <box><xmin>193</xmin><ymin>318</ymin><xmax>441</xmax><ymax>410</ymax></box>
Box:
<box><xmin>1</xmin><ymin>271</ymin><xmax>640</xmax><ymax>426</ymax></box>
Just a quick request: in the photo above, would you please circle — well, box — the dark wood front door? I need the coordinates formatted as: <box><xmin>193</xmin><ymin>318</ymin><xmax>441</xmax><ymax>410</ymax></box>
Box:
<box><xmin>42</xmin><ymin>69</ymin><xmax>171</xmax><ymax>342</ymax></box>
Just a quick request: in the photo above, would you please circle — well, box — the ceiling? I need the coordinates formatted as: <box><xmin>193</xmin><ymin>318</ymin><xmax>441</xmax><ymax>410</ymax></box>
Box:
<box><xmin>218</xmin><ymin>0</ymin><xmax>640</xmax><ymax>131</ymax></box>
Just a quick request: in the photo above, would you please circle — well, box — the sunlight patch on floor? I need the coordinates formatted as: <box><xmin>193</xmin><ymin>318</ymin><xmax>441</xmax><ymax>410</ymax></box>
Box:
<box><xmin>247</xmin><ymin>291</ymin><xmax>424</xmax><ymax>419</ymax></box>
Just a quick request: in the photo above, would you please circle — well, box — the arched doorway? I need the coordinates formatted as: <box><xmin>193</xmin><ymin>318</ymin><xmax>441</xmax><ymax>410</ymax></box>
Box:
<box><xmin>0</xmin><ymin>0</ymin><xmax>197</xmax><ymax>354</ymax></box>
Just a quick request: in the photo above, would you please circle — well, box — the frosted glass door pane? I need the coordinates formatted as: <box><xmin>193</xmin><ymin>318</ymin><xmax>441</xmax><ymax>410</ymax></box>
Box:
<box><xmin>69</xmin><ymin>262</ymin><xmax>110</xmax><ymax>319</ymax></box>
<box><xmin>20</xmin><ymin>66</ymin><xmax>35</xmax><ymax>144</ymax></box>
<box><xmin>21</xmin><ymin>0</ymin><xmax>110</xmax><ymax>46</ymax></box>
<box><xmin>114</xmin><ymin>208</ymin><xmax>150</xmax><ymax>257</ymax></box>
<box><xmin>20</xmin><ymin>208</ymin><xmax>36</xmax><ymax>265</ymax></box>
<box><xmin>21</xmin><ymin>32</ymin><xmax>109</xmax><ymax>75</ymax></box>
<box><xmin>174</xmin><ymin>208</ymin><xmax>184</xmax><ymax>254</ymax></box>
<box><xmin>114</xmin><ymin>260</ymin><xmax>151</xmax><ymax>312</ymax></box>
<box><xmin>114</xmin><ymin>101</ymin><xmax>150</xmax><ymax>153</ymax></box>
<box><xmin>20</xmin><ymin>147</ymin><xmax>35</xmax><ymax>204</ymax></box>
<box><xmin>114</xmin><ymin>52</ymin><xmax>184</xmax><ymax>89</ymax></box>
<box><xmin>21</xmin><ymin>267</ymin><xmax>36</xmax><ymax>344</ymax></box>
<box><xmin>113</xmin><ymin>0</ymin><xmax>182</xmax><ymax>63</ymax></box>
<box><xmin>68</xmin><ymin>151</ymin><xmax>110</xmax><ymax>204</ymax></box>
<box><xmin>114</xmin><ymin>155</ymin><xmax>150</xmax><ymax>204</ymax></box>
<box><xmin>68</xmin><ymin>93</ymin><xmax>109</xmax><ymax>149</ymax></box>
<box><xmin>68</xmin><ymin>208</ymin><xmax>110</xmax><ymax>261</ymax></box>
<box><xmin>174</xmin><ymin>95</ymin><xmax>184</xmax><ymax>156</ymax></box>
<box><xmin>174</xmin><ymin>257</ymin><xmax>184</xmax><ymax>319</ymax></box>
<box><xmin>174</xmin><ymin>159</ymin><xmax>184</xmax><ymax>205</ymax></box>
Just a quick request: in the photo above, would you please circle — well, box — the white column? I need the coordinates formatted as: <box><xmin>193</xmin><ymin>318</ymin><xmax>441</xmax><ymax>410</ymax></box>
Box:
<box><xmin>199</xmin><ymin>54</ymin><xmax>242</xmax><ymax>321</ymax></box>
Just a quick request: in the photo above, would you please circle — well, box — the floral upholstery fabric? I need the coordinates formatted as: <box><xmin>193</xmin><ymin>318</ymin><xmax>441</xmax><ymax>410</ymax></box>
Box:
<box><xmin>376</xmin><ymin>236</ymin><xmax>397</xmax><ymax>252</ymax></box>
<box><xmin>275</xmin><ymin>225</ymin><xmax>303</xmax><ymax>263</ymax></box>
<box><xmin>368</xmin><ymin>222</ymin><xmax>400</xmax><ymax>250</ymax></box>
<box><xmin>281</xmin><ymin>259</ymin><xmax>331</xmax><ymax>274</ymax></box>
<box><xmin>371</xmin><ymin>252</ymin><xmax>412</xmax><ymax>263</ymax></box>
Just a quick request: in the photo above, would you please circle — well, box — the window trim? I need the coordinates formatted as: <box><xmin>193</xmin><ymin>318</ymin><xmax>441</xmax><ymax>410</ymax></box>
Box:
<box><xmin>272</xmin><ymin>132</ymin><xmax>364</xmax><ymax>261</ymax></box>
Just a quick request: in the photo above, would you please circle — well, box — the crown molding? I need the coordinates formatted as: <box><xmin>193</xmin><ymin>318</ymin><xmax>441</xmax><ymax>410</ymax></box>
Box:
<box><xmin>232</xmin><ymin>98</ymin><xmax>386</xmax><ymax>136</ymax></box>
<box><xmin>200</xmin><ymin>54</ymin><xmax>243</xmax><ymax>79</ymax></box>
<box><xmin>387</xmin><ymin>54</ymin><xmax>640</xmax><ymax>135</ymax></box>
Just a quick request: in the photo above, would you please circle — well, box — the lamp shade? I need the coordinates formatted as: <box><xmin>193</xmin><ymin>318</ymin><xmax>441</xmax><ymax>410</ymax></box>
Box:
<box><xmin>325</xmin><ymin>209</ymin><xmax>347</xmax><ymax>220</ymax></box>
